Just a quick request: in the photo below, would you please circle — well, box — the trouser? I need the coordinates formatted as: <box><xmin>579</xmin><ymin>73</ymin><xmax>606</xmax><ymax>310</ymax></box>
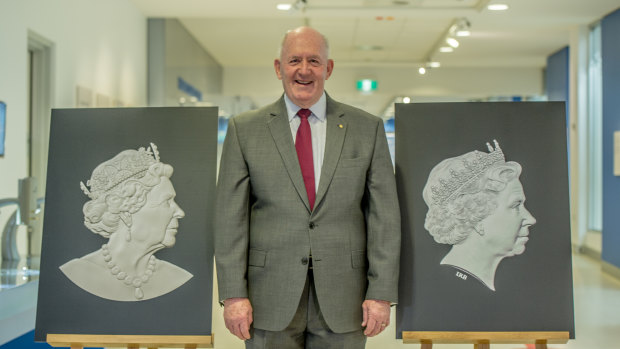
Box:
<box><xmin>245</xmin><ymin>269</ymin><xmax>367</xmax><ymax>349</ymax></box>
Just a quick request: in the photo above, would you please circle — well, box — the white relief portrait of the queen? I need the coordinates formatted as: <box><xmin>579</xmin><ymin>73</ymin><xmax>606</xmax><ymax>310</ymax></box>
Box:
<box><xmin>59</xmin><ymin>143</ymin><xmax>192</xmax><ymax>301</ymax></box>
<box><xmin>422</xmin><ymin>140</ymin><xmax>536</xmax><ymax>291</ymax></box>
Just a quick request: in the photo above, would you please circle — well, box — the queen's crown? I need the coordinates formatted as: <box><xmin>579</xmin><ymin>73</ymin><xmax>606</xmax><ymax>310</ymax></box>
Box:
<box><xmin>80</xmin><ymin>143</ymin><xmax>160</xmax><ymax>199</ymax></box>
<box><xmin>430</xmin><ymin>140</ymin><xmax>505</xmax><ymax>206</ymax></box>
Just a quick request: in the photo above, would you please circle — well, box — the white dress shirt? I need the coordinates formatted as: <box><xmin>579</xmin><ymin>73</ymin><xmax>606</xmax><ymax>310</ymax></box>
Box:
<box><xmin>284</xmin><ymin>93</ymin><xmax>327</xmax><ymax>193</ymax></box>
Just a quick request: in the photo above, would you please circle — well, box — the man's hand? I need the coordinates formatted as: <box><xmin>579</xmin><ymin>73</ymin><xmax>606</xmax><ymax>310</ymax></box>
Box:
<box><xmin>223</xmin><ymin>297</ymin><xmax>253</xmax><ymax>340</ymax></box>
<box><xmin>361</xmin><ymin>299</ymin><xmax>391</xmax><ymax>337</ymax></box>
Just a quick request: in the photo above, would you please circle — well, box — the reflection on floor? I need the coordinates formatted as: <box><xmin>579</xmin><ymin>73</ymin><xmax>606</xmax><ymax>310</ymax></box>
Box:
<box><xmin>0</xmin><ymin>258</ymin><xmax>39</xmax><ymax>291</ymax></box>
<box><xmin>365</xmin><ymin>253</ymin><xmax>620</xmax><ymax>349</ymax></box>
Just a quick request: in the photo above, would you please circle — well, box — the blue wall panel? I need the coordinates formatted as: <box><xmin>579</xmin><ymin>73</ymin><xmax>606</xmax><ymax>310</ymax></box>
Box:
<box><xmin>602</xmin><ymin>8</ymin><xmax>620</xmax><ymax>268</ymax></box>
<box><xmin>545</xmin><ymin>46</ymin><xmax>570</xmax><ymax>171</ymax></box>
<box><xmin>545</xmin><ymin>46</ymin><xmax>570</xmax><ymax>121</ymax></box>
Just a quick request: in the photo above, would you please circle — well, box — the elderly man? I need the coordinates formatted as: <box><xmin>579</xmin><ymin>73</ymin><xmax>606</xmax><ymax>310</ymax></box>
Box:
<box><xmin>215</xmin><ymin>26</ymin><xmax>400</xmax><ymax>348</ymax></box>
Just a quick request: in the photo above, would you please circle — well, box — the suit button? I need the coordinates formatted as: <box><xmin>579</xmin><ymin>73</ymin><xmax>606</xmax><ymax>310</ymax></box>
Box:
<box><xmin>301</xmin><ymin>257</ymin><xmax>308</xmax><ymax>265</ymax></box>
<box><xmin>309</xmin><ymin>222</ymin><xmax>315</xmax><ymax>229</ymax></box>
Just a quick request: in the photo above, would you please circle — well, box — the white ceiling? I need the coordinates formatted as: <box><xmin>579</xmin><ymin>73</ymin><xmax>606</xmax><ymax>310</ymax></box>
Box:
<box><xmin>130</xmin><ymin>0</ymin><xmax>619</xmax><ymax>69</ymax></box>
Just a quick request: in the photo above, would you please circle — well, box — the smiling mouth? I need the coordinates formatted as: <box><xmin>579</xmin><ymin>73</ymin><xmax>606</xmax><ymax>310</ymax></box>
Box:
<box><xmin>295</xmin><ymin>80</ymin><xmax>313</xmax><ymax>85</ymax></box>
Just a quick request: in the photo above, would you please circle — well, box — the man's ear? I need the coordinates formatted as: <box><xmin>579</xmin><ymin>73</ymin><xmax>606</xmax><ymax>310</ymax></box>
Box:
<box><xmin>325</xmin><ymin>59</ymin><xmax>334</xmax><ymax>80</ymax></box>
<box><xmin>274</xmin><ymin>59</ymin><xmax>283</xmax><ymax>80</ymax></box>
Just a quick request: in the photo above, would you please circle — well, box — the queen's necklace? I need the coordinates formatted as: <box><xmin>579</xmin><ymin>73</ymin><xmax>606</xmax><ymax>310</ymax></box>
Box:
<box><xmin>101</xmin><ymin>244</ymin><xmax>156</xmax><ymax>300</ymax></box>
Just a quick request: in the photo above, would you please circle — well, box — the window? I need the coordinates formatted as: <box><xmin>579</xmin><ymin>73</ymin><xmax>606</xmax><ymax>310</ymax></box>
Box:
<box><xmin>587</xmin><ymin>22</ymin><xmax>603</xmax><ymax>232</ymax></box>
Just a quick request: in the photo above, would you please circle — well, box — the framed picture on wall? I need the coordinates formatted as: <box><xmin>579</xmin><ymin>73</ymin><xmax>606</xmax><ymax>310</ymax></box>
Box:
<box><xmin>0</xmin><ymin>101</ymin><xmax>6</xmax><ymax>156</ymax></box>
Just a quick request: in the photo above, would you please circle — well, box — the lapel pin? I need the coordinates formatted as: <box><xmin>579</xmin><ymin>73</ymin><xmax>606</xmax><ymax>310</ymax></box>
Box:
<box><xmin>338</xmin><ymin>124</ymin><xmax>344</xmax><ymax>129</ymax></box>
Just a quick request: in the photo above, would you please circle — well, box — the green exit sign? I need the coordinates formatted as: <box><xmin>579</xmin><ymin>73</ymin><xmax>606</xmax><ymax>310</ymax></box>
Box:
<box><xmin>356</xmin><ymin>79</ymin><xmax>377</xmax><ymax>92</ymax></box>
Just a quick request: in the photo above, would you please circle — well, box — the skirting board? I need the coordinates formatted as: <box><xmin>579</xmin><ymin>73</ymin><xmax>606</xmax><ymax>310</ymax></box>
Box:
<box><xmin>602</xmin><ymin>260</ymin><xmax>620</xmax><ymax>280</ymax></box>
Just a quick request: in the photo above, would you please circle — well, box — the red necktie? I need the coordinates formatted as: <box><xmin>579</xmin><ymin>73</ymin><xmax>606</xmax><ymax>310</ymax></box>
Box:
<box><xmin>296</xmin><ymin>108</ymin><xmax>315</xmax><ymax>210</ymax></box>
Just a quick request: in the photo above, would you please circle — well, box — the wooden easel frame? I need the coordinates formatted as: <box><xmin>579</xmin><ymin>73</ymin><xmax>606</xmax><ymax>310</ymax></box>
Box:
<box><xmin>402</xmin><ymin>331</ymin><xmax>569</xmax><ymax>349</ymax></box>
<box><xmin>46</xmin><ymin>334</ymin><xmax>214</xmax><ymax>349</ymax></box>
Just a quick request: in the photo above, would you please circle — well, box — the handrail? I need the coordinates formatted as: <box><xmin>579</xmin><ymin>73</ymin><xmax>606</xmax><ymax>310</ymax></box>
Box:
<box><xmin>0</xmin><ymin>198</ymin><xmax>19</xmax><ymax>208</ymax></box>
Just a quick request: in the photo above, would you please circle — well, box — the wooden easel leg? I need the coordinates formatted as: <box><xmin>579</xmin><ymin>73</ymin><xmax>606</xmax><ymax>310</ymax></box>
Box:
<box><xmin>474</xmin><ymin>343</ymin><xmax>490</xmax><ymax>349</ymax></box>
<box><xmin>420</xmin><ymin>342</ymin><xmax>433</xmax><ymax>349</ymax></box>
<box><xmin>70</xmin><ymin>346</ymin><xmax>82</xmax><ymax>349</ymax></box>
<box><xmin>535</xmin><ymin>340</ymin><xmax>548</xmax><ymax>349</ymax></box>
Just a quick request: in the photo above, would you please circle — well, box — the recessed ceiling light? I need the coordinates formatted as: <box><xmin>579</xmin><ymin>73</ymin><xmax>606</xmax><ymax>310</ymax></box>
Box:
<box><xmin>428</xmin><ymin>62</ymin><xmax>441</xmax><ymax>68</ymax></box>
<box><xmin>446</xmin><ymin>38</ymin><xmax>460</xmax><ymax>48</ymax></box>
<box><xmin>277</xmin><ymin>3</ymin><xmax>292</xmax><ymax>10</ymax></box>
<box><xmin>418</xmin><ymin>67</ymin><xmax>427</xmax><ymax>75</ymax></box>
<box><xmin>456</xmin><ymin>30</ymin><xmax>471</xmax><ymax>37</ymax></box>
<box><xmin>488</xmin><ymin>4</ymin><xmax>509</xmax><ymax>11</ymax></box>
<box><xmin>439</xmin><ymin>46</ymin><xmax>454</xmax><ymax>53</ymax></box>
<box><xmin>403</xmin><ymin>97</ymin><xmax>411</xmax><ymax>103</ymax></box>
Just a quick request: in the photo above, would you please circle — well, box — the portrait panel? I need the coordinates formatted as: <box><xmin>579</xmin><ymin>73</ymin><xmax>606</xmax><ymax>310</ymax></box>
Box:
<box><xmin>395</xmin><ymin>102</ymin><xmax>574</xmax><ymax>338</ymax></box>
<box><xmin>35</xmin><ymin>107</ymin><xmax>218</xmax><ymax>341</ymax></box>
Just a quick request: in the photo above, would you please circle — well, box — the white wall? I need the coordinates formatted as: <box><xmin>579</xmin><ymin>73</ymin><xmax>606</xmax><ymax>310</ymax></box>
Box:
<box><xmin>148</xmin><ymin>18</ymin><xmax>224</xmax><ymax>107</ymax></box>
<box><xmin>224</xmin><ymin>65</ymin><xmax>543</xmax><ymax>115</ymax></box>
<box><xmin>0</xmin><ymin>0</ymin><xmax>147</xmax><ymax>227</ymax></box>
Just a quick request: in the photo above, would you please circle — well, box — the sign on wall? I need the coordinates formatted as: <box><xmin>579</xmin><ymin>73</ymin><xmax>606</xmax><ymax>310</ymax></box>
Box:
<box><xmin>35</xmin><ymin>107</ymin><xmax>218</xmax><ymax>341</ymax></box>
<box><xmin>395</xmin><ymin>102</ymin><xmax>575</xmax><ymax>338</ymax></box>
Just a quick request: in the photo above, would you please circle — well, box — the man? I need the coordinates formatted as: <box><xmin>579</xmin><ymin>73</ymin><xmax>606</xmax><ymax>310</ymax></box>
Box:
<box><xmin>215</xmin><ymin>26</ymin><xmax>400</xmax><ymax>348</ymax></box>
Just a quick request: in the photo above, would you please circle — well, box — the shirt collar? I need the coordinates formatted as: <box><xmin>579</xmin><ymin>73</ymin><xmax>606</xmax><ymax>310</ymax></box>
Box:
<box><xmin>284</xmin><ymin>92</ymin><xmax>327</xmax><ymax>123</ymax></box>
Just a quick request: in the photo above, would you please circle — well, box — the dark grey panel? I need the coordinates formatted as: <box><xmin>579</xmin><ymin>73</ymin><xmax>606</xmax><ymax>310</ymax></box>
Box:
<box><xmin>395</xmin><ymin>102</ymin><xmax>575</xmax><ymax>338</ymax></box>
<box><xmin>35</xmin><ymin>107</ymin><xmax>217</xmax><ymax>341</ymax></box>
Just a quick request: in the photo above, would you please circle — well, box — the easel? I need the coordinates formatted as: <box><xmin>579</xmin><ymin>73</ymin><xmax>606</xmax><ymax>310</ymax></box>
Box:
<box><xmin>46</xmin><ymin>334</ymin><xmax>214</xmax><ymax>349</ymax></box>
<box><xmin>402</xmin><ymin>331</ymin><xmax>569</xmax><ymax>349</ymax></box>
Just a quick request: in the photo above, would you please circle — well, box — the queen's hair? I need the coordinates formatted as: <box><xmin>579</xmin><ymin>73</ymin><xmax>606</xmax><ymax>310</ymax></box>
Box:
<box><xmin>423</xmin><ymin>152</ymin><xmax>522</xmax><ymax>245</ymax></box>
<box><xmin>82</xmin><ymin>153</ymin><xmax>173</xmax><ymax>238</ymax></box>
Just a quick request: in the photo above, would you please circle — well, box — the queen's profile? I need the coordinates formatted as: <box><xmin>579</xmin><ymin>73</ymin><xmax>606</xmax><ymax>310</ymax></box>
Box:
<box><xmin>59</xmin><ymin>143</ymin><xmax>192</xmax><ymax>301</ymax></box>
<box><xmin>422</xmin><ymin>140</ymin><xmax>536</xmax><ymax>291</ymax></box>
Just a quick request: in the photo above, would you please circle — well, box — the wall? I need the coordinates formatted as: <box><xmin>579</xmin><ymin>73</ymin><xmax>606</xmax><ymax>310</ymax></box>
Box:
<box><xmin>602</xmin><ymin>8</ymin><xmax>620</xmax><ymax>269</ymax></box>
<box><xmin>0</xmin><ymin>0</ymin><xmax>147</xmax><ymax>217</ymax></box>
<box><xmin>224</xmin><ymin>65</ymin><xmax>544</xmax><ymax>116</ymax></box>
<box><xmin>0</xmin><ymin>0</ymin><xmax>146</xmax><ymax>344</ymax></box>
<box><xmin>148</xmin><ymin>19</ymin><xmax>223</xmax><ymax>106</ymax></box>
<box><xmin>546</xmin><ymin>47</ymin><xmax>570</xmax><ymax>109</ymax></box>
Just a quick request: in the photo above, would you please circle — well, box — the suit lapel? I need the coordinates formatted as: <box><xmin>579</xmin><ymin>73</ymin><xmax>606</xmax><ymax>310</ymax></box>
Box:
<box><xmin>314</xmin><ymin>96</ymin><xmax>347</xmax><ymax>211</ymax></box>
<box><xmin>267</xmin><ymin>97</ymin><xmax>312</xmax><ymax>212</ymax></box>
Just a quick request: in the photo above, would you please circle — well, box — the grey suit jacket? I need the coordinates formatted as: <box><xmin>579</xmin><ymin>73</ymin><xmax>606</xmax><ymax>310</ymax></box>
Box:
<box><xmin>215</xmin><ymin>94</ymin><xmax>400</xmax><ymax>333</ymax></box>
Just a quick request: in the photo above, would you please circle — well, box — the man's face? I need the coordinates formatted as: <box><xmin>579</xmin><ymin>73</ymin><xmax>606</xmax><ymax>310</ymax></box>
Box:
<box><xmin>274</xmin><ymin>29</ymin><xmax>334</xmax><ymax>108</ymax></box>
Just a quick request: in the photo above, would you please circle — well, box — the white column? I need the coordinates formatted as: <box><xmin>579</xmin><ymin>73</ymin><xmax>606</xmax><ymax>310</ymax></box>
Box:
<box><xmin>569</xmin><ymin>25</ymin><xmax>590</xmax><ymax>249</ymax></box>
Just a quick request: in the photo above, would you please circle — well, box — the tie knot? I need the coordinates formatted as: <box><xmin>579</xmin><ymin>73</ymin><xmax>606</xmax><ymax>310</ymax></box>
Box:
<box><xmin>297</xmin><ymin>109</ymin><xmax>311</xmax><ymax>120</ymax></box>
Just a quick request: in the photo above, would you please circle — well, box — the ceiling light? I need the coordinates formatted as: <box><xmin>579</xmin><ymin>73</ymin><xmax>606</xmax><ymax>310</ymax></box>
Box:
<box><xmin>488</xmin><ymin>4</ymin><xmax>509</xmax><ymax>11</ymax></box>
<box><xmin>403</xmin><ymin>97</ymin><xmax>411</xmax><ymax>103</ymax></box>
<box><xmin>418</xmin><ymin>67</ymin><xmax>427</xmax><ymax>75</ymax></box>
<box><xmin>428</xmin><ymin>62</ymin><xmax>441</xmax><ymax>68</ymax></box>
<box><xmin>450</xmin><ymin>18</ymin><xmax>471</xmax><ymax>38</ymax></box>
<box><xmin>276</xmin><ymin>3</ymin><xmax>292</xmax><ymax>10</ymax></box>
<box><xmin>446</xmin><ymin>38</ymin><xmax>460</xmax><ymax>48</ymax></box>
<box><xmin>439</xmin><ymin>46</ymin><xmax>454</xmax><ymax>53</ymax></box>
